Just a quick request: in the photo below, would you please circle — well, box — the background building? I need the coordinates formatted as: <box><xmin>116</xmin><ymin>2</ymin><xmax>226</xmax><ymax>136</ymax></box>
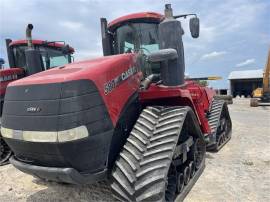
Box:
<box><xmin>228</xmin><ymin>69</ymin><xmax>263</xmax><ymax>97</ymax></box>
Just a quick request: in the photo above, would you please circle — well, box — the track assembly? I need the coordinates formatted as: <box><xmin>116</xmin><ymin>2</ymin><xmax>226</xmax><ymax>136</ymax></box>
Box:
<box><xmin>111</xmin><ymin>106</ymin><xmax>206</xmax><ymax>201</ymax></box>
<box><xmin>207</xmin><ymin>99</ymin><xmax>232</xmax><ymax>151</ymax></box>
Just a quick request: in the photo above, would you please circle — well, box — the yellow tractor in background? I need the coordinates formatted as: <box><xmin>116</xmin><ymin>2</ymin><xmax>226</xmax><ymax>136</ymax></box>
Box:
<box><xmin>250</xmin><ymin>49</ymin><xmax>270</xmax><ymax>107</ymax></box>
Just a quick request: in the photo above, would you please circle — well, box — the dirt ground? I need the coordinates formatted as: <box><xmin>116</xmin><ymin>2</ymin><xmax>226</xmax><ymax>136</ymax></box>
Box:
<box><xmin>0</xmin><ymin>98</ymin><xmax>269</xmax><ymax>202</ymax></box>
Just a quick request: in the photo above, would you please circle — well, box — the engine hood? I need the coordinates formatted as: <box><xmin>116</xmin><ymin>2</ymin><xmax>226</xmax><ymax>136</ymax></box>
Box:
<box><xmin>4</xmin><ymin>53</ymin><xmax>141</xmax><ymax>126</ymax></box>
<box><xmin>9</xmin><ymin>53</ymin><xmax>136</xmax><ymax>87</ymax></box>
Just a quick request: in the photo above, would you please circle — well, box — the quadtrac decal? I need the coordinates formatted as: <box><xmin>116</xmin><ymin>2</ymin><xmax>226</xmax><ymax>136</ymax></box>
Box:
<box><xmin>104</xmin><ymin>66</ymin><xmax>138</xmax><ymax>95</ymax></box>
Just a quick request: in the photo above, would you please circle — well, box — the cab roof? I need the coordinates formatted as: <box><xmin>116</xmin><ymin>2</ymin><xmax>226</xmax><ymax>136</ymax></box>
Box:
<box><xmin>9</xmin><ymin>39</ymin><xmax>75</xmax><ymax>53</ymax></box>
<box><xmin>108</xmin><ymin>12</ymin><xmax>163</xmax><ymax>31</ymax></box>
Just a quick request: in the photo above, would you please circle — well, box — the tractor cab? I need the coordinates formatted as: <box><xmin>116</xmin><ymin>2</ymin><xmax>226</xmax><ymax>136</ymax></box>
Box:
<box><xmin>6</xmin><ymin>39</ymin><xmax>74</xmax><ymax>74</ymax></box>
<box><xmin>0</xmin><ymin>24</ymin><xmax>74</xmax><ymax>114</ymax></box>
<box><xmin>101</xmin><ymin>13</ymin><xmax>162</xmax><ymax>76</ymax></box>
<box><xmin>106</xmin><ymin>12</ymin><xmax>162</xmax><ymax>55</ymax></box>
<box><xmin>101</xmin><ymin>9</ymin><xmax>199</xmax><ymax>83</ymax></box>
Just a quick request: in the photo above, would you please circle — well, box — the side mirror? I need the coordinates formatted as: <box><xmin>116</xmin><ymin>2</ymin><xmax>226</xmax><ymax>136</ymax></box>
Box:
<box><xmin>189</xmin><ymin>17</ymin><xmax>200</xmax><ymax>38</ymax></box>
<box><xmin>100</xmin><ymin>18</ymin><xmax>113</xmax><ymax>56</ymax></box>
<box><xmin>147</xmin><ymin>49</ymin><xmax>178</xmax><ymax>63</ymax></box>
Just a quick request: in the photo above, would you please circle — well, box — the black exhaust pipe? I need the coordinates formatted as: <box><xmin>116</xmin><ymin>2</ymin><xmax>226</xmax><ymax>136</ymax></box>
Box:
<box><xmin>26</xmin><ymin>24</ymin><xmax>34</xmax><ymax>48</ymax></box>
<box><xmin>158</xmin><ymin>4</ymin><xmax>185</xmax><ymax>86</ymax></box>
<box><xmin>24</xmin><ymin>23</ymin><xmax>44</xmax><ymax>75</ymax></box>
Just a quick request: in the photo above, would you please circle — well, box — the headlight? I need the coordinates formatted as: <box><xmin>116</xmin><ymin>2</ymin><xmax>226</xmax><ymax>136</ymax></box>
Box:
<box><xmin>58</xmin><ymin>126</ymin><xmax>89</xmax><ymax>142</ymax></box>
<box><xmin>0</xmin><ymin>127</ymin><xmax>13</xmax><ymax>138</ymax></box>
<box><xmin>23</xmin><ymin>131</ymin><xmax>58</xmax><ymax>142</ymax></box>
<box><xmin>1</xmin><ymin>126</ymin><xmax>89</xmax><ymax>143</ymax></box>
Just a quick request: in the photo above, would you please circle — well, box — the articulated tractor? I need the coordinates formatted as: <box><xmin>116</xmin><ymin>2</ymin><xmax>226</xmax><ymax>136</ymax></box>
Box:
<box><xmin>1</xmin><ymin>4</ymin><xmax>231</xmax><ymax>201</ymax></box>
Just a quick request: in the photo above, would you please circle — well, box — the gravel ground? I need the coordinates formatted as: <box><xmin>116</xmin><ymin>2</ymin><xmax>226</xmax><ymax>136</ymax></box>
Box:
<box><xmin>0</xmin><ymin>98</ymin><xmax>269</xmax><ymax>202</ymax></box>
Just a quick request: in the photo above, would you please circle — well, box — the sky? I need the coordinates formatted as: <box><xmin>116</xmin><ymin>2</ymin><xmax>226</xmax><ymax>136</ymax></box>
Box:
<box><xmin>0</xmin><ymin>0</ymin><xmax>269</xmax><ymax>88</ymax></box>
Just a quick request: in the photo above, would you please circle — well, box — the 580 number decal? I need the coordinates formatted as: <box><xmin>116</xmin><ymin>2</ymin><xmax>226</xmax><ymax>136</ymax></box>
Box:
<box><xmin>104</xmin><ymin>66</ymin><xmax>137</xmax><ymax>95</ymax></box>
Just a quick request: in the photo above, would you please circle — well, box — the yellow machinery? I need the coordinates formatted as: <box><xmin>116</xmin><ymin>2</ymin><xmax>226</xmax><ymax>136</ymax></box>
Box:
<box><xmin>250</xmin><ymin>49</ymin><xmax>270</xmax><ymax>107</ymax></box>
<box><xmin>252</xmin><ymin>88</ymin><xmax>263</xmax><ymax>98</ymax></box>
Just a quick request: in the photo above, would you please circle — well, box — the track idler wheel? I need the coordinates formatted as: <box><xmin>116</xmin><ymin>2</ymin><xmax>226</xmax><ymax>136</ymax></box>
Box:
<box><xmin>0</xmin><ymin>136</ymin><xmax>12</xmax><ymax>166</ymax></box>
<box><xmin>189</xmin><ymin>161</ymin><xmax>195</xmax><ymax>178</ymax></box>
<box><xmin>183</xmin><ymin>166</ymin><xmax>191</xmax><ymax>185</ymax></box>
<box><xmin>176</xmin><ymin>173</ymin><xmax>184</xmax><ymax>193</ymax></box>
<box><xmin>193</xmin><ymin>138</ymin><xmax>205</xmax><ymax>170</ymax></box>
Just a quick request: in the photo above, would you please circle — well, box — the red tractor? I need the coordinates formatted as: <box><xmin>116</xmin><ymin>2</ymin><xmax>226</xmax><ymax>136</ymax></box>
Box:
<box><xmin>1</xmin><ymin>4</ymin><xmax>231</xmax><ymax>201</ymax></box>
<box><xmin>0</xmin><ymin>24</ymin><xmax>74</xmax><ymax>165</ymax></box>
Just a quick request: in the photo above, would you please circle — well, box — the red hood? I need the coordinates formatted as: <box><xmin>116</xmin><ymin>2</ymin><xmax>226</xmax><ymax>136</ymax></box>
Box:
<box><xmin>7</xmin><ymin>54</ymin><xmax>141</xmax><ymax>126</ymax></box>
<box><xmin>9</xmin><ymin>54</ymin><xmax>136</xmax><ymax>87</ymax></box>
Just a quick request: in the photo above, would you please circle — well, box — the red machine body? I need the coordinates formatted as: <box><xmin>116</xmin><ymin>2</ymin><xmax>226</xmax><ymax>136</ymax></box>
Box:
<box><xmin>0</xmin><ymin>68</ymin><xmax>24</xmax><ymax>98</ymax></box>
<box><xmin>1</xmin><ymin>5</ymin><xmax>231</xmax><ymax>201</ymax></box>
<box><xmin>10</xmin><ymin>53</ymin><xmax>139</xmax><ymax>125</ymax></box>
<box><xmin>140</xmin><ymin>81</ymin><xmax>215</xmax><ymax>134</ymax></box>
<box><xmin>8</xmin><ymin>51</ymin><xmax>215</xmax><ymax>135</ymax></box>
<box><xmin>108</xmin><ymin>12</ymin><xmax>163</xmax><ymax>30</ymax></box>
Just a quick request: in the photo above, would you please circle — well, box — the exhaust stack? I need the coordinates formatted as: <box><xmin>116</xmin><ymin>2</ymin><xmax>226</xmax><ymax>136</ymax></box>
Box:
<box><xmin>26</xmin><ymin>24</ymin><xmax>34</xmax><ymax>48</ymax></box>
<box><xmin>158</xmin><ymin>4</ymin><xmax>185</xmax><ymax>86</ymax></box>
<box><xmin>24</xmin><ymin>23</ymin><xmax>43</xmax><ymax>75</ymax></box>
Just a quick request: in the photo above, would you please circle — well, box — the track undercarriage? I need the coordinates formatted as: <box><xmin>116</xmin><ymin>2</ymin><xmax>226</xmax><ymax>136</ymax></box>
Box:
<box><xmin>111</xmin><ymin>106</ymin><xmax>206</xmax><ymax>201</ymax></box>
<box><xmin>207</xmin><ymin>99</ymin><xmax>232</xmax><ymax>151</ymax></box>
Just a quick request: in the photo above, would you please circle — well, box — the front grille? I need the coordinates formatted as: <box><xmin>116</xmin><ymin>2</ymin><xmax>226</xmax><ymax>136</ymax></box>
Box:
<box><xmin>2</xmin><ymin>79</ymin><xmax>114</xmax><ymax>172</ymax></box>
<box><xmin>2</xmin><ymin>79</ymin><xmax>113</xmax><ymax>132</ymax></box>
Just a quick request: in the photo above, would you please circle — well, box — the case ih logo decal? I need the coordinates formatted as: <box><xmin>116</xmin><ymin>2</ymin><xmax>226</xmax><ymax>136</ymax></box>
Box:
<box><xmin>104</xmin><ymin>66</ymin><xmax>137</xmax><ymax>95</ymax></box>
<box><xmin>26</xmin><ymin>107</ymin><xmax>41</xmax><ymax>113</ymax></box>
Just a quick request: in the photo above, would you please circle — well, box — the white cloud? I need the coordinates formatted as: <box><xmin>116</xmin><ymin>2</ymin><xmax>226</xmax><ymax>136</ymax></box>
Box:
<box><xmin>236</xmin><ymin>58</ymin><xmax>255</xmax><ymax>67</ymax></box>
<box><xmin>201</xmin><ymin>51</ymin><xmax>227</xmax><ymax>60</ymax></box>
<box><xmin>59</xmin><ymin>21</ymin><xmax>83</xmax><ymax>31</ymax></box>
<box><xmin>75</xmin><ymin>50</ymin><xmax>102</xmax><ymax>61</ymax></box>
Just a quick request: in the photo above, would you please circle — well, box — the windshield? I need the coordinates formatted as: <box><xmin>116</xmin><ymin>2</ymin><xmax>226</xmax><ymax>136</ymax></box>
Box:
<box><xmin>39</xmin><ymin>47</ymin><xmax>70</xmax><ymax>69</ymax></box>
<box><xmin>113</xmin><ymin>22</ymin><xmax>160</xmax><ymax>76</ymax></box>
<box><xmin>113</xmin><ymin>23</ymin><xmax>159</xmax><ymax>55</ymax></box>
<box><xmin>12</xmin><ymin>45</ymin><xmax>71</xmax><ymax>70</ymax></box>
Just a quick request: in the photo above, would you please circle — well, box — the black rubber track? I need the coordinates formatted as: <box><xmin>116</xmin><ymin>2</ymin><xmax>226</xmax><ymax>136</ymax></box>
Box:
<box><xmin>110</xmin><ymin>106</ymin><xmax>205</xmax><ymax>201</ymax></box>
<box><xmin>0</xmin><ymin>135</ymin><xmax>12</xmax><ymax>166</ymax></box>
<box><xmin>207</xmin><ymin>99</ymin><xmax>232</xmax><ymax>152</ymax></box>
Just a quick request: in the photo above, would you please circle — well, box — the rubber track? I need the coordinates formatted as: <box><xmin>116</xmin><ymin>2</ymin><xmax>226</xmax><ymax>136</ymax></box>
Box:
<box><xmin>111</xmin><ymin>106</ymin><xmax>194</xmax><ymax>201</ymax></box>
<box><xmin>0</xmin><ymin>135</ymin><xmax>12</xmax><ymax>166</ymax></box>
<box><xmin>208</xmin><ymin>100</ymin><xmax>224</xmax><ymax>134</ymax></box>
<box><xmin>207</xmin><ymin>99</ymin><xmax>232</xmax><ymax>151</ymax></box>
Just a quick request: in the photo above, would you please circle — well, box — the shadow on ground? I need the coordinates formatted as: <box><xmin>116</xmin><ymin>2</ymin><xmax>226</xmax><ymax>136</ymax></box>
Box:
<box><xmin>26</xmin><ymin>178</ymin><xmax>115</xmax><ymax>202</ymax></box>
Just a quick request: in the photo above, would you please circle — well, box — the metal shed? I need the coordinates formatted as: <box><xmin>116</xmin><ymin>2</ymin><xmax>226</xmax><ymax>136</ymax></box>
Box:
<box><xmin>228</xmin><ymin>69</ymin><xmax>263</xmax><ymax>97</ymax></box>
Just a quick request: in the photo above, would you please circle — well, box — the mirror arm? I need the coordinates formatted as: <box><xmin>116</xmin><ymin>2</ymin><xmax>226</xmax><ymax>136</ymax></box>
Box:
<box><xmin>174</xmin><ymin>14</ymin><xmax>197</xmax><ymax>19</ymax></box>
